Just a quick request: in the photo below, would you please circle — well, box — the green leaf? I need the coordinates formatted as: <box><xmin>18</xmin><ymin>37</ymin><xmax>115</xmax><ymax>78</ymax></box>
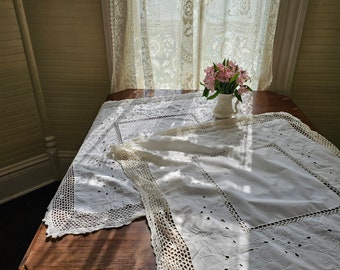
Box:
<box><xmin>245</xmin><ymin>85</ymin><xmax>253</xmax><ymax>91</ymax></box>
<box><xmin>207</xmin><ymin>91</ymin><xmax>220</xmax><ymax>100</ymax></box>
<box><xmin>234</xmin><ymin>91</ymin><xmax>243</xmax><ymax>102</ymax></box>
<box><xmin>213</xmin><ymin>63</ymin><xmax>218</xmax><ymax>72</ymax></box>
<box><xmin>230</xmin><ymin>72</ymin><xmax>239</xmax><ymax>83</ymax></box>
<box><xmin>229</xmin><ymin>81</ymin><xmax>237</xmax><ymax>92</ymax></box>
<box><xmin>216</xmin><ymin>82</ymin><xmax>223</xmax><ymax>93</ymax></box>
<box><xmin>222</xmin><ymin>82</ymin><xmax>227</xmax><ymax>94</ymax></box>
<box><xmin>202</xmin><ymin>88</ymin><xmax>210</xmax><ymax>97</ymax></box>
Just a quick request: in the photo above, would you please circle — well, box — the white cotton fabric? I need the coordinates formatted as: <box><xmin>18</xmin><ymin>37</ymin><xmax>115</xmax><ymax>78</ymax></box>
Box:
<box><xmin>112</xmin><ymin>113</ymin><xmax>340</xmax><ymax>270</ymax></box>
<box><xmin>43</xmin><ymin>92</ymin><xmax>252</xmax><ymax>237</ymax></box>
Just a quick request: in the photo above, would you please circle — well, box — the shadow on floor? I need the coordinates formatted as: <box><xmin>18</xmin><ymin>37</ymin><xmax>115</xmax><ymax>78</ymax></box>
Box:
<box><xmin>0</xmin><ymin>182</ymin><xmax>60</xmax><ymax>270</ymax></box>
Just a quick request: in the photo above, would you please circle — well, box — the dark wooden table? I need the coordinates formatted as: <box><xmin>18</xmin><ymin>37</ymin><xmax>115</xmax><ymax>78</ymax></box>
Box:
<box><xmin>19</xmin><ymin>90</ymin><xmax>314</xmax><ymax>270</ymax></box>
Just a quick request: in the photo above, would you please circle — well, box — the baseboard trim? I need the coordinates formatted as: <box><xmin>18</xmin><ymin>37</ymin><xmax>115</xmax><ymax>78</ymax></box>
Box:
<box><xmin>0</xmin><ymin>158</ymin><xmax>56</xmax><ymax>204</ymax></box>
<box><xmin>0</xmin><ymin>151</ymin><xmax>78</xmax><ymax>204</ymax></box>
<box><xmin>0</xmin><ymin>154</ymin><xmax>49</xmax><ymax>177</ymax></box>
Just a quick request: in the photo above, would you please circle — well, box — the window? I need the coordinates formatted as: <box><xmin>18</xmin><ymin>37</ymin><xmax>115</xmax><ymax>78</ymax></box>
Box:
<box><xmin>102</xmin><ymin>0</ymin><xmax>308</xmax><ymax>95</ymax></box>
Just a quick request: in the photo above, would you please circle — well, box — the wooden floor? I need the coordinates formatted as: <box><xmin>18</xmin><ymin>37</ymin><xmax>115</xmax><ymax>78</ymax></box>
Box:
<box><xmin>0</xmin><ymin>182</ymin><xmax>59</xmax><ymax>270</ymax></box>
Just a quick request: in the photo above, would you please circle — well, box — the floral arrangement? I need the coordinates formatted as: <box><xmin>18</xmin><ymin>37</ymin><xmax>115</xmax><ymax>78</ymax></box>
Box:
<box><xmin>201</xmin><ymin>59</ymin><xmax>252</xmax><ymax>102</ymax></box>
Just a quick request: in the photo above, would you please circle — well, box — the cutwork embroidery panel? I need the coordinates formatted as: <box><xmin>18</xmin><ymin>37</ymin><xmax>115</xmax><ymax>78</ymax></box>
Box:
<box><xmin>44</xmin><ymin>93</ymin><xmax>253</xmax><ymax>237</ymax></box>
<box><xmin>194</xmin><ymin>143</ymin><xmax>339</xmax><ymax>232</ymax></box>
<box><xmin>113</xmin><ymin>112</ymin><xmax>340</xmax><ymax>269</ymax></box>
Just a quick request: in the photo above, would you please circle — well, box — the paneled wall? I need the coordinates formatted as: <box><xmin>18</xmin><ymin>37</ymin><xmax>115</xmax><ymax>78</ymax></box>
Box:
<box><xmin>0</xmin><ymin>0</ymin><xmax>45</xmax><ymax>169</ymax></box>
<box><xmin>23</xmin><ymin>0</ymin><xmax>110</xmax><ymax>152</ymax></box>
<box><xmin>0</xmin><ymin>0</ymin><xmax>110</xmax><ymax>203</ymax></box>
<box><xmin>291</xmin><ymin>0</ymin><xmax>340</xmax><ymax>148</ymax></box>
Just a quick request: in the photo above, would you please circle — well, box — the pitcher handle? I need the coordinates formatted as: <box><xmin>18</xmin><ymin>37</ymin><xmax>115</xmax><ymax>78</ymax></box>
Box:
<box><xmin>233</xmin><ymin>99</ymin><xmax>240</xmax><ymax>114</ymax></box>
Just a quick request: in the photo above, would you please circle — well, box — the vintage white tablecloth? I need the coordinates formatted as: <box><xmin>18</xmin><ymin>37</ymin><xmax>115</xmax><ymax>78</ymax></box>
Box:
<box><xmin>43</xmin><ymin>92</ymin><xmax>339</xmax><ymax>269</ymax></box>
<box><xmin>44</xmin><ymin>92</ymin><xmax>251</xmax><ymax>237</ymax></box>
<box><xmin>112</xmin><ymin>113</ymin><xmax>339</xmax><ymax>270</ymax></box>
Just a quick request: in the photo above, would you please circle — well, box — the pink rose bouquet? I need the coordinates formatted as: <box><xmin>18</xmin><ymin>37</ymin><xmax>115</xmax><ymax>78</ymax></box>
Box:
<box><xmin>201</xmin><ymin>59</ymin><xmax>252</xmax><ymax>102</ymax></box>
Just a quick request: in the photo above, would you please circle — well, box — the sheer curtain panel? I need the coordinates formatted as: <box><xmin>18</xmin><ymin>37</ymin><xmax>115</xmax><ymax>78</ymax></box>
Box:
<box><xmin>106</xmin><ymin>0</ymin><xmax>280</xmax><ymax>93</ymax></box>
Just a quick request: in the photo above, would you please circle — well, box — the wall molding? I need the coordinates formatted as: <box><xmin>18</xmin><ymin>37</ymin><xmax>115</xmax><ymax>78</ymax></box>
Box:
<box><xmin>0</xmin><ymin>0</ymin><xmax>62</xmax><ymax>204</ymax></box>
<box><xmin>0</xmin><ymin>151</ymin><xmax>77</xmax><ymax>204</ymax></box>
<box><xmin>0</xmin><ymin>155</ymin><xmax>55</xmax><ymax>204</ymax></box>
<box><xmin>13</xmin><ymin>0</ymin><xmax>51</xmax><ymax>135</ymax></box>
<box><xmin>0</xmin><ymin>154</ymin><xmax>49</xmax><ymax>177</ymax></box>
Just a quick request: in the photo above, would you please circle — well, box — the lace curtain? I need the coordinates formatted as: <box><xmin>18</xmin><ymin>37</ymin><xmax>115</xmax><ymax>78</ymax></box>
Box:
<box><xmin>108</xmin><ymin>0</ymin><xmax>280</xmax><ymax>93</ymax></box>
